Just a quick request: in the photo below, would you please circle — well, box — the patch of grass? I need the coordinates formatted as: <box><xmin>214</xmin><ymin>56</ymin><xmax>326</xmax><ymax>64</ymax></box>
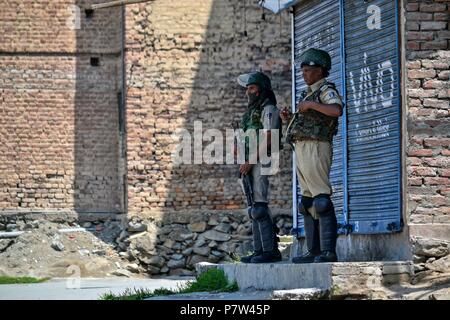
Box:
<box><xmin>0</xmin><ymin>276</ymin><xmax>50</xmax><ymax>285</ymax></box>
<box><xmin>99</xmin><ymin>268</ymin><xmax>239</xmax><ymax>300</ymax></box>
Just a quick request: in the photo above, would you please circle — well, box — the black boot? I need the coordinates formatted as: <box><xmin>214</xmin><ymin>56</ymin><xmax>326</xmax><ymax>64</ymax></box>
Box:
<box><xmin>250</xmin><ymin>250</ymin><xmax>282</xmax><ymax>263</ymax></box>
<box><xmin>314</xmin><ymin>199</ymin><xmax>338</xmax><ymax>263</ymax></box>
<box><xmin>314</xmin><ymin>250</ymin><xmax>337</xmax><ymax>263</ymax></box>
<box><xmin>240</xmin><ymin>250</ymin><xmax>262</xmax><ymax>263</ymax></box>
<box><xmin>292</xmin><ymin>216</ymin><xmax>320</xmax><ymax>263</ymax></box>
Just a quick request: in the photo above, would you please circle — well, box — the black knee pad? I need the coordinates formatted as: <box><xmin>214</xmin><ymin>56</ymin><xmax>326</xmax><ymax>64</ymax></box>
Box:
<box><xmin>299</xmin><ymin>196</ymin><xmax>313</xmax><ymax>216</ymax></box>
<box><xmin>312</xmin><ymin>194</ymin><xmax>332</xmax><ymax>216</ymax></box>
<box><xmin>251</xmin><ymin>202</ymin><xmax>270</xmax><ymax>221</ymax></box>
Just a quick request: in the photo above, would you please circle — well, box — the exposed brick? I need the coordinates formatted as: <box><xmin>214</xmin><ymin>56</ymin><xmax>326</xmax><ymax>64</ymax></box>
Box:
<box><xmin>407</xmin><ymin>41</ymin><xmax>421</xmax><ymax>50</ymax></box>
<box><xmin>407</xmin><ymin>3</ymin><xmax>419</xmax><ymax>11</ymax></box>
<box><xmin>408</xmin><ymin>177</ymin><xmax>423</xmax><ymax>186</ymax></box>
<box><xmin>407</xmin><ymin>12</ymin><xmax>433</xmax><ymax>21</ymax></box>
<box><xmin>438</xmin><ymin>70</ymin><xmax>450</xmax><ymax>80</ymax></box>
<box><xmin>420</xmin><ymin>21</ymin><xmax>448</xmax><ymax>31</ymax></box>
<box><xmin>424</xmin><ymin>138</ymin><xmax>450</xmax><ymax>147</ymax></box>
<box><xmin>423</xmin><ymin>98</ymin><xmax>449</xmax><ymax>109</ymax></box>
<box><xmin>442</xmin><ymin>149</ymin><xmax>450</xmax><ymax>156</ymax></box>
<box><xmin>410</xmin><ymin>166</ymin><xmax>437</xmax><ymax>176</ymax></box>
<box><xmin>407</xmin><ymin>31</ymin><xmax>434</xmax><ymax>40</ymax></box>
<box><xmin>409</xmin><ymin>98</ymin><xmax>423</xmax><ymax>108</ymax></box>
<box><xmin>408</xmin><ymin>149</ymin><xmax>434</xmax><ymax>157</ymax></box>
<box><xmin>434</xmin><ymin>13</ymin><xmax>450</xmax><ymax>21</ymax></box>
<box><xmin>424</xmin><ymin>177</ymin><xmax>450</xmax><ymax>186</ymax></box>
<box><xmin>406</xmin><ymin>21</ymin><xmax>420</xmax><ymax>31</ymax></box>
<box><xmin>421</xmin><ymin>40</ymin><xmax>448</xmax><ymax>50</ymax></box>
<box><xmin>440</xmin><ymin>169</ymin><xmax>450</xmax><ymax>178</ymax></box>
<box><xmin>422</xmin><ymin>59</ymin><xmax>449</xmax><ymax>69</ymax></box>
<box><xmin>423</xmin><ymin>80</ymin><xmax>446</xmax><ymax>89</ymax></box>
<box><xmin>437</xmin><ymin>31</ymin><xmax>450</xmax><ymax>39</ymax></box>
<box><xmin>408</xmin><ymin>89</ymin><xmax>437</xmax><ymax>98</ymax></box>
<box><xmin>419</xmin><ymin>3</ymin><xmax>447</xmax><ymax>12</ymax></box>
<box><xmin>408</xmin><ymin>69</ymin><xmax>436</xmax><ymax>79</ymax></box>
<box><xmin>407</xmin><ymin>60</ymin><xmax>421</xmax><ymax>69</ymax></box>
<box><xmin>438</xmin><ymin>88</ymin><xmax>450</xmax><ymax>98</ymax></box>
<box><xmin>408</xmin><ymin>156</ymin><xmax>423</xmax><ymax>166</ymax></box>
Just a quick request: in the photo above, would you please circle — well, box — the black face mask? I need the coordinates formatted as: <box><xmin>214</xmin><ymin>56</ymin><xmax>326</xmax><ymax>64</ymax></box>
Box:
<box><xmin>247</xmin><ymin>92</ymin><xmax>260</xmax><ymax>107</ymax></box>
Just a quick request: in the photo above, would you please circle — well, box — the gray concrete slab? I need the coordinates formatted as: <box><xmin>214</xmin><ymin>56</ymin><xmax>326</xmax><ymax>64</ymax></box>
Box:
<box><xmin>146</xmin><ymin>290</ymin><xmax>272</xmax><ymax>300</ymax></box>
<box><xmin>196</xmin><ymin>261</ymin><xmax>414</xmax><ymax>292</ymax></box>
<box><xmin>0</xmin><ymin>276</ymin><xmax>194</xmax><ymax>300</ymax></box>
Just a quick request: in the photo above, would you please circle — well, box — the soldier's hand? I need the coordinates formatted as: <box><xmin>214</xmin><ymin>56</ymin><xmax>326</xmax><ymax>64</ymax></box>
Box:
<box><xmin>280</xmin><ymin>107</ymin><xmax>292</xmax><ymax>123</ymax></box>
<box><xmin>239</xmin><ymin>163</ymin><xmax>254</xmax><ymax>175</ymax></box>
<box><xmin>297</xmin><ymin>101</ymin><xmax>315</xmax><ymax>113</ymax></box>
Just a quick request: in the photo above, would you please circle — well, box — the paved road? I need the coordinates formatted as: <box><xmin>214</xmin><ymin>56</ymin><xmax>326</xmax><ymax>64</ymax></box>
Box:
<box><xmin>0</xmin><ymin>276</ymin><xmax>194</xmax><ymax>300</ymax></box>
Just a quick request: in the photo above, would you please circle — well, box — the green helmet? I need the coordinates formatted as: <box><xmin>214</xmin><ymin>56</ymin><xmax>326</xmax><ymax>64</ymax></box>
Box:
<box><xmin>237</xmin><ymin>71</ymin><xmax>272</xmax><ymax>90</ymax></box>
<box><xmin>300</xmin><ymin>48</ymin><xmax>332</xmax><ymax>71</ymax></box>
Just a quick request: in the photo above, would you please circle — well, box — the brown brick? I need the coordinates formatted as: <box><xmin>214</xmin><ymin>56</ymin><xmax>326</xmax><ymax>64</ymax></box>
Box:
<box><xmin>423</xmin><ymin>98</ymin><xmax>449</xmax><ymax>109</ymax></box>
<box><xmin>408</xmin><ymin>177</ymin><xmax>423</xmax><ymax>186</ymax></box>
<box><xmin>420</xmin><ymin>21</ymin><xmax>448</xmax><ymax>31</ymax></box>
<box><xmin>424</xmin><ymin>177</ymin><xmax>450</xmax><ymax>186</ymax></box>
<box><xmin>437</xmin><ymin>30</ymin><xmax>450</xmax><ymax>39</ymax></box>
<box><xmin>408</xmin><ymin>156</ymin><xmax>423</xmax><ymax>165</ymax></box>
<box><xmin>408</xmin><ymin>98</ymin><xmax>422</xmax><ymax>107</ymax></box>
<box><xmin>423</xmin><ymin>79</ymin><xmax>446</xmax><ymax>89</ymax></box>
<box><xmin>407</xmin><ymin>31</ymin><xmax>434</xmax><ymax>40</ymax></box>
<box><xmin>434</xmin><ymin>13</ymin><xmax>450</xmax><ymax>21</ymax></box>
<box><xmin>407</xmin><ymin>60</ymin><xmax>421</xmax><ymax>69</ymax></box>
<box><xmin>408</xmin><ymin>69</ymin><xmax>436</xmax><ymax>79</ymax></box>
<box><xmin>424</xmin><ymin>138</ymin><xmax>450</xmax><ymax>147</ymax></box>
<box><xmin>408</xmin><ymin>149</ymin><xmax>434</xmax><ymax>157</ymax></box>
<box><xmin>407</xmin><ymin>41</ymin><xmax>421</xmax><ymax>50</ymax></box>
<box><xmin>407</xmin><ymin>12</ymin><xmax>433</xmax><ymax>21</ymax></box>
<box><xmin>440</xmin><ymin>169</ymin><xmax>450</xmax><ymax>178</ymax></box>
<box><xmin>407</xmin><ymin>2</ymin><xmax>419</xmax><ymax>11</ymax></box>
<box><xmin>438</xmin><ymin>88</ymin><xmax>450</xmax><ymax>98</ymax></box>
<box><xmin>442</xmin><ymin>149</ymin><xmax>450</xmax><ymax>156</ymax></box>
<box><xmin>406</xmin><ymin>21</ymin><xmax>420</xmax><ymax>31</ymax></box>
<box><xmin>420</xmin><ymin>3</ymin><xmax>447</xmax><ymax>12</ymax></box>
<box><xmin>438</xmin><ymin>70</ymin><xmax>450</xmax><ymax>80</ymax></box>
<box><xmin>421</xmin><ymin>40</ymin><xmax>448</xmax><ymax>50</ymax></box>
<box><xmin>408</xmin><ymin>89</ymin><xmax>437</xmax><ymax>98</ymax></box>
<box><xmin>410</xmin><ymin>166</ymin><xmax>437</xmax><ymax>176</ymax></box>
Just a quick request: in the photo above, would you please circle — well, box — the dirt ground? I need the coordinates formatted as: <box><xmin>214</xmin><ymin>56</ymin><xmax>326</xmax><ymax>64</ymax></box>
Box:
<box><xmin>0</xmin><ymin>221</ymin><xmax>136</xmax><ymax>278</ymax></box>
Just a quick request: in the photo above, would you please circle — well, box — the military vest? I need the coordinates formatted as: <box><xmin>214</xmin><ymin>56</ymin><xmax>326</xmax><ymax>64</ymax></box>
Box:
<box><xmin>240</xmin><ymin>100</ymin><xmax>282</xmax><ymax>161</ymax></box>
<box><xmin>285</xmin><ymin>81</ymin><xmax>339</xmax><ymax>144</ymax></box>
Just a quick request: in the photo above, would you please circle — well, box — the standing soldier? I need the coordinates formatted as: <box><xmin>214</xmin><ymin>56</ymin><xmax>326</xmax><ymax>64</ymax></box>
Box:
<box><xmin>236</xmin><ymin>71</ymin><xmax>282</xmax><ymax>264</ymax></box>
<box><xmin>281</xmin><ymin>48</ymin><xmax>343</xmax><ymax>263</ymax></box>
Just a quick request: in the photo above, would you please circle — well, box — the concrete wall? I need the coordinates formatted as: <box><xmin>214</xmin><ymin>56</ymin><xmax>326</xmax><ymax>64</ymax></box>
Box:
<box><xmin>0</xmin><ymin>0</ymin><xmax>123</xmax><ymax>214</ymax></box>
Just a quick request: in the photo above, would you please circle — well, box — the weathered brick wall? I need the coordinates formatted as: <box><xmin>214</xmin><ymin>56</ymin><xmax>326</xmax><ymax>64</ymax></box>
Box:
<box><xmin>125</xmin><ymin>0</ymin><xmax>292</xmax><ymax>218</ymax></box>
<box><xmin>405</xmin><ymin>0</ymin><xmax>449</xmax><ymax>225</ymax></box>
<box><xmin>0</xmin><ymin>1</ymin><xmax>123</xmax><ymax>213</ymax></box>
<box><xmin>404</xmin><ymin>0</ymin><xmax>450</xmax><ymax>276</ymax></box>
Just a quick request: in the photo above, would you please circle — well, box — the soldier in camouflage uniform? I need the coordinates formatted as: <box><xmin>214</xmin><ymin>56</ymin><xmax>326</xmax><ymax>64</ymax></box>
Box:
<box><xmin>236</xmin><ymin>71</ymin><xmax>282</xmax><ymax>264</ymax></box>
<box><xmin>281</xmin><ymin>48</ymin><xmax>343</xmax><ymax>263</ymax></box>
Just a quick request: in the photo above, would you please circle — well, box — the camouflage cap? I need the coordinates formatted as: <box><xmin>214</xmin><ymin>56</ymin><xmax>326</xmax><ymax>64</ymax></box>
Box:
<box><xmin>300</xmin><ymin>48</ymin><xmax>332</xmax><ymax>71</ymax></box>
<box><xmin>237</xmin><ymin>71</ymin><xmax>272</xmax><ymax>90</ymax></box>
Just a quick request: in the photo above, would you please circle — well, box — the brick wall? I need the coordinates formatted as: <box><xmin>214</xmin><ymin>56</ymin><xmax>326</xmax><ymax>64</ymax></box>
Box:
<box><xmin>0</xmin><ymin>1</ymin><xmax>123</xmax><ymax>213</ymax></box>
<box><xmin>405</xmin><ymin>0</ymin><xmax>450</xmax><ymax>225</ymax></box>
<box><xmin>125</xmin><ymin>0</ymin><xmax>293</xmax><ymax>217</ymax></box>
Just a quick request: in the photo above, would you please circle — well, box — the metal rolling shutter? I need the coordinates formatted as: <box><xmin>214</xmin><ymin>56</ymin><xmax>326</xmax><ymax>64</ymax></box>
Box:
<box><xmin>293</xmin><ymin>0</ymin><xmax>346</xmax><ymax>236</ymax></box>
<box><xmin>292</xmin><ymin>0</ymin><xmax>402</xmax><ymax>235</ymax></box>
<box><xmin>344</xmin><ymin>0</ymin><xmax>402</xmax><ymax>233</ymax></box>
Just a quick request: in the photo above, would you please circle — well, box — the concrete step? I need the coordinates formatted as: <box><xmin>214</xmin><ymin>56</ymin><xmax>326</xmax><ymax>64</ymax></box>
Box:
<box><xmin>196</xmin><ymin>261</ymin><xmax>414</xmax><ymax>297</ymax></box>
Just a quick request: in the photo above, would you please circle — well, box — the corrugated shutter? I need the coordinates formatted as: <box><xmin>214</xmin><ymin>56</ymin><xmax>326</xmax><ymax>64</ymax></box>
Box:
<box><xmin>293</xmin><ymin>0</ymin><xmax>402</xmax><ymax>235</ymax></box>
<box><xmin>293</xmin><ymin>0</ymin><xmax>346</xmax><ymax>236</ymax></box>
<box><xmin>344</xmin><ymin>0</ymin><xmax>402</xmax><ymax>233</ymax></box>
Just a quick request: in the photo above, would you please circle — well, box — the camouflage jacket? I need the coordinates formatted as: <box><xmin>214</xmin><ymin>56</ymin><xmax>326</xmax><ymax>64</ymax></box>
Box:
<box><xmin>285</xmin><ymin>79</ymin><xmax>341</xmax><ymax>144</ymax></box>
